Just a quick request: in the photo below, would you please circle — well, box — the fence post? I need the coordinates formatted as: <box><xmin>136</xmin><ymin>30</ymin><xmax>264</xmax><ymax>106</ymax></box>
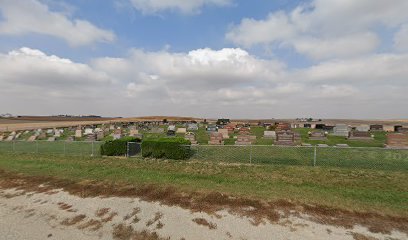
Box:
<box><xmin>12</xmin><ymin>141</ymin><xmax>15</xmax><ymax>152</ymax></box>
<box><xmin>249</xmin><ymin>145</ymin><xmax>252</xmax><ymax>164</ymax></box>
<box><xmin>91</xmin><ymin>141</ymin><xmax>94</xmax><ymax>157</ymax></box>
<box><xmin>36</xmin><ymin>141</ymin><xmax>38</xmax><ymax>154</ymax></box>
<box><xmin>313</xmin><ymin>146</ymin><xmax>317</xmax><ymax>167</ymax></box>
<box><xmin>63</xmin><ymin>141</ymin><xmax>66</xmax><ymax>156</ymax></box>
<box><xmin>126</xmin><ymin>142</ymin><xmax>129</xmax><ymax>157</ymax></box>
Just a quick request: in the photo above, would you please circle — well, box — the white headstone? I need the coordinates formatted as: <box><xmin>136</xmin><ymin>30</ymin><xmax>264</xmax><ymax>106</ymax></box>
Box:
<box><xmin>356</xmin><ymin>125</ymin><xmax>370</xmax><ymax>132</ymax></box>
<box><xmin>84</xmin><ymin>128</ymin><xmax>94</xmax><ymax>135</ymax></box>
<box><xmin>75</xmin><ymin>129</ymin><xmax>82</xmax><ymax>138</ymax></box>
<box><xmin>264</xmin><ymin>131</ymin><xmax>276</xmax><ymax>139</ymax></box>
<box><xmin>177</xmin><ymin>128</ymin><xmax>187</xmax><ymax>134</ymax></box>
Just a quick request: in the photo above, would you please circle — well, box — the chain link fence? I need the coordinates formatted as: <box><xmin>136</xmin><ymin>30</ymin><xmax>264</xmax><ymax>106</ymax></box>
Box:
<box><xmin>0</xmin><ymin>140</ymin><xmax>103</xmax><ymax>157</ymax></box>
<box><xmin>1</xmin><ymin>141</ymin><xmax>408</xmax><ymax>171</ymax></box>
<box><xmin>188</xmin><ymin>145</ymin><xmax>408</xmax><ymax>171</ymax></box>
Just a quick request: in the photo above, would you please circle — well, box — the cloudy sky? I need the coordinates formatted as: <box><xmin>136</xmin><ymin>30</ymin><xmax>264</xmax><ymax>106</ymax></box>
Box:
<box><xmin>0</xmin><ymin>0</ymin><xmax>407</xmax><ymax>119</ymax></box>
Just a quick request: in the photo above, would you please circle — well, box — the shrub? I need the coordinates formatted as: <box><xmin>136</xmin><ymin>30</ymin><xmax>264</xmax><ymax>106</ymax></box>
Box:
<box><xmin>100</xmin><ymin>137</ymin><xmax>141</xmax><ymax>156</ymax></box>
<box><xmin>141</xmin><ymin>138</ymin><xmax>191</xmax><ymax>160</ymax></box>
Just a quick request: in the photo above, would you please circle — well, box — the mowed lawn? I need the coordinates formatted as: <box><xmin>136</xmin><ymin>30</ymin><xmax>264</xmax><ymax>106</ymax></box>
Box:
<box><xmin>0</xmin><ymin>153</ymin><xmax>407</xmax><ymax>217</ymax></box>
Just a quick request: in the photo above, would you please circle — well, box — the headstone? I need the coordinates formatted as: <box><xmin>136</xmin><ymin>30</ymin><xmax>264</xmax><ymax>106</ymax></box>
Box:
<box><xmin>129</xmin><ymin>129</ymin><xmax>139</xmax><ymax>136</ymax></box>
<box><xmin>66</xmin><ymin>136</ymin><xmax>74</xmax><ymax>142</ymax></box>
<box><xmin>398</xmin><ymin>127</ymin><xmax>408</xmax><ymax>133</ymax></box>
<box><xmin>0</xmin><ymin>135</ymin><xmax>4</xmax><ymax>141</ymax></box>
<box><xmin>206</xmin><ymin>125</ymin><xmax>218</xmax><ymax>132</ymax></box>
<box><xmin>274</xmin><ymin>131</ymin><xmax>301</xmax><ymax>146</ymax></box>
<box><xmin>15</xmin><ymin>133</ymin><xmax>21</xmax><ymax>139</ymax></box>
<box><xmin>150</xmin><ymin>128</ymin><xmax>165</xmax><ymax>134</ymax></box>
<box><xmin>275</xmin><ymin>123</ymin><xmax>291</xmax><ymax>131</ymax></box>
<box><xmin>291</xmin><ymin>123</ymin><xmax>300</xmax><ymax>129</ymax></box>
<box><xmin>47</xmin><ymin>137</ymin><xmax>56</xmax><ymax>142</ymax></box>
<box><xmin>109</xmin><ymin>125</ymin><xmax>115</xmax><ymax>130</ymax></box>
<box><xmin>264</xmin><ymin>131</ymin><xmax>276</xmax><ymax>139</ymax></box>
<box><xmin>86</xmin><ymin>133</ymin><xmax>96</xmax><ymax>142</ymax></box>
<box><xmin>383</xmin><ymin>125</ymin><xmax>394</xmax><ymax>132</ymax></box>
<box><xmin>84</xmin><ymin>128</ymin><xmax>94</xmax><ymax>135</ymax></box>
<box><xmin>301</xmin><ymin>143</ymin><xmax>312</xmax><ymax>146</ymax></box>
<box><xmin>185</xmin><ymin>132</ymin><xmax>198</xmax><ymax>145</ymax></box>
<box><xmin>309</xmin><ymin>131</ymin><xmax>327</xmax><ymax>140</ymax></box>
<box><xmin>96</xmin><ymin>132</ymin><xmax>105</xmax><ymax>141</ymax></box>
<box><xmin>239</xmin><ymin>127</ymin><xmax>251</xmax><ymax>135</ymax></box>
<box><xmin>317</xmin><ymin>144</ymin><xmax>329</xmax><ymax>147</ymax></box>
<box><xmin>5</xmin><ymin>135</ymin><xmax>15</xmax><ymax>141</ymax></box>
<box><xmin>75</xmin><ymin>129</ymin><xmax>82</xmax><ymax>138</ymax></box>
<box><xmin>218</xmin><ymin>129</ymin><xmax>229</xmax><ymax>139</ymax></box>
<box><xmin>46</xmin><ymin>129</ymin><xmax>54</xmax><ymax>135</ymax></box>
<box><xmin>38</xmin><ymin>132</ymin><xmax>47</xmax><ymax>140</ymax></box>
<box><xmin>187</xmin><ymin>123</ymin><xmax>199</xmax><ymax>131</ymax></box>
<box><xmin>208</xmin><ymin>132</ymin><xmax>224</xmax><ymax>145</ymax></box>
<box><xmin>54</xmin><ymin>131</ymin><xmax>61</xmax><ymax>138</ymax></box>
<box><xmin>113</xmin><ymin>129</ymin><xmax>122</xmax><ymax>140</ymax></box>
<box><xmin>370</xmin><ymin>125</ymin><xmax>383</xmax><ymax>131</ymax></box>
<box><xmin>176</xmin><ymin>128</ymin><xmax>187</xmax><ymax>134</ymax></box>
<box><xmin>348</xmin><ymin>131</ymin><xmax>373</xmax><ymax>140</ymax></box>
<box><xmin>356</xmin><ymin>125</ymin><xmax>370</xmax><ymax>132</ymax></box>
<box><xmin>386</xmin><ymin>133</ymin><xmax>408</xmax><ymax>148</ymax></box>
<box><xmin>27</xmin><ymin>135</ymin><xmax>37</xmax><ymax>142</ymax></box>
<box><xmin>235</xmin><ymin>134</ymin><xmax>255</xmax><ymax>145</ymax></box>
<box><xmin>332</xmin><ymin>124</ymin><xmax>349</xmax><ymax>137</ymax></box>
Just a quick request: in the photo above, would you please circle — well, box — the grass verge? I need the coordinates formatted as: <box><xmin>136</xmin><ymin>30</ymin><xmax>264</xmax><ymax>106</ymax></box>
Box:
<box><xmin>0</xmin><ymin>153</ymin><xmax>407</xmax><ymax>232</ymax></box>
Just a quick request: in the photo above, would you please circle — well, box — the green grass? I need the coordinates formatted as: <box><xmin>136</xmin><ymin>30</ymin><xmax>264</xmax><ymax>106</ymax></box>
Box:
<box><xmin>0</xmin><ymin>141</ymin><xmax>103</xmax><ymax>156</ymax></box>
<box><xmin>293</xmin><ymin>128</ymin><xmax>387</xmax><ymax>147</ymax></box>
<box><xmin>0</xmin><ymin>153</ymin><xmax>407</xmax><ymax>217</ymax></box>
<box><xmin>189</xmin><ymin>145</ymin><xmax>408</xmax><ymax>171</ymax></box>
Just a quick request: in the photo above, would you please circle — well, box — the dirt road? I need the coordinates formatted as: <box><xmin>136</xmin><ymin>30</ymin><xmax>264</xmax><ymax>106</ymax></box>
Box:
<box><xmin>1</xmin><ymin>186</ymin><xmax>405</xmax><ymax>240</ymax></box>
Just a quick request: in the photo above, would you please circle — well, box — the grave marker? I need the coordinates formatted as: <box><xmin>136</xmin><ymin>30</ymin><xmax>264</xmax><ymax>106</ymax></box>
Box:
<box><xmin>309</xmin><ymin>131</ymin><xmax>327</xmax><ymax>140</ymax></box>
<box><xmin>275</xmin><ymin>131</ymin><xmax>301</xmax><ymax>146</ymax></box>
<box><xmin>332</xmin><ymin>124</ymin><xmax>350</xmax><ymax>137</ymax></box>
<box><xmin>386</xmin><ymin>133</ymin><xmax>408</xmax><ymax>148</ymax></box>
<box><xmin>217</xmin><ymin>129</ymin><xmax>229</xmax><ymax>139</ymax></box>
<box><xmin>27</xmin><ymin>135</ymin><xmax>37</xmax><ymax>142</ymax></box>
<box><xmin>208</xmin><ymin>132</ymin><xmax>224</xmax><ymax>145</ymax></box>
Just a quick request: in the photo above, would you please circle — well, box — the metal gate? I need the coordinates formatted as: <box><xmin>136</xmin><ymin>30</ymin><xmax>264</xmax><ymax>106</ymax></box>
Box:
<box><xmin>127</xmin><ymin>142</ymin><xmax>141</xmax><ymax>157</ymax></box>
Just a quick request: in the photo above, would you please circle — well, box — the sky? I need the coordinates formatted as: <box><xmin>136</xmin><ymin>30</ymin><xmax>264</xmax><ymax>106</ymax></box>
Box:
<box><xmin>0</xmin><ymin>0</ymin><xmax>407</xmax><ymax>119</ymax></box>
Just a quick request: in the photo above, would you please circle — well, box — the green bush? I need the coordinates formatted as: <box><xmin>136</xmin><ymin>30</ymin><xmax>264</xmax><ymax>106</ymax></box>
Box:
<box><xmin>100</xmin><ymin>137</ymin><xmax>141</xmax><ymax>156</ymax></box>
<box><xmin>141</xmin><ymin>138</ymin><xmax>191</xmax><ymax>160</ymax></box>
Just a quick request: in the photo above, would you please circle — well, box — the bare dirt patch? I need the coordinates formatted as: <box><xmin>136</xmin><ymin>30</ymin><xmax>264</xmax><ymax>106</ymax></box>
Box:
<box><xmin>192</xmin><ymin>218</ymin><xmax>217</xmax><ymax>229</ymax></box>
<box><xmin>0</xmin><ymin>169</ymin><xmax>407</xmax><ymax>235</ymax></box>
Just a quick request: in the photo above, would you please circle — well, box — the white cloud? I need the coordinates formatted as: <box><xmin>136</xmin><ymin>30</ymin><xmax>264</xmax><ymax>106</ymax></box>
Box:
<box><xmin>292</xmin><ymin>32</ymin><xmax>380</xmax><ymax>60</ymax></box>
<box><xmin>394</xmin><ymin>24</ymin><xmax>408</xmax><ymax>52</ymax></box>
<box><xmin>129</xmin><ymin>0</ymin><xmax>232</xmax><ymax>14</ymax></box>
<box><xmin>226</xmin><ymin>0</ymin><xmax>408</xmax><ymax>60</ymax></box>
<box><xmin>1</xmin><ymin>47</ymin><xmax>408</xmax><ymax>118</ymax></box>
<box><xmin>0</xmin><ymin>47</ymin><xmax>113</xmax><ymax>100</ymax></box>
<box><xmin>0</xmin><ymin>0</ymin><xmax>115</xmax><ymax>46</ymax></box>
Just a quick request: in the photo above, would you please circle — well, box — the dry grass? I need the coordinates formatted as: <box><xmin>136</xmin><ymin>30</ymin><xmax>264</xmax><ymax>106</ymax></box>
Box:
<box><xmin>96</xmin><ymin>208</ymin><xmax>110</xmax><ymax>217</ymax></box>
<box><xmin>60</xmin><ymin>214</ymin><xmax>86</xmax><ymax>226</ymax></box>
<box><xmin>77</xmin><ymin>219</ymin><xmax>103</xmax><ymax>231</ymax></box>
<box><xmin>112</xmin><ymin>223</ymin><xmax>166</xmax><ymax>240</ymax></box>
<box><xmin>146</xmin><ymin>212</ymin><xmax>163</xmax><ymax>227</ymax></box>
<box><xmin>192</xmin><ymin>218</ymin><xmax>217</xmax><ymax>229</ymax></box>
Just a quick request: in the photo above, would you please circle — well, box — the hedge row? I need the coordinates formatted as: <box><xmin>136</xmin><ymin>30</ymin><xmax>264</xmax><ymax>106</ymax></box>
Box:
<box><xmin>141</xmin><ymin>138</ymin><xmax>191</xmax><ymax>160</ymax></box>
<box><xmin>100</xmin><ymin>137</ymin><xmax>141</xmax><ymax>156</ymax></box>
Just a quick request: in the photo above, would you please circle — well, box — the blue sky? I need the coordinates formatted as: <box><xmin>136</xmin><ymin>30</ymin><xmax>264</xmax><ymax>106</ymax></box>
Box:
<box><xmin>0</xmin><ymin>0</ymin><xmax>408</xmax><ymax>118</ymax></box>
